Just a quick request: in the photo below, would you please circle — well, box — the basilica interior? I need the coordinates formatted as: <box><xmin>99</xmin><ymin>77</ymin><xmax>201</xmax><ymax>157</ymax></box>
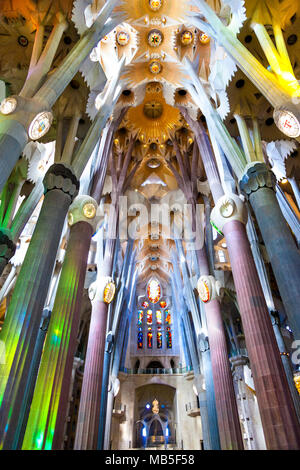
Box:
<box><xmin>0</xmin><ymin>0</ymin><xmax>300</xmax><ymax>451</ymax></box>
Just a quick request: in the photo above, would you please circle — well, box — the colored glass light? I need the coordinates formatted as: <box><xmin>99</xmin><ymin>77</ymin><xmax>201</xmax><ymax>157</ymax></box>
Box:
<box><xmin>156</xmin><ymin>310</ymin><xmax>162</xmax><ymax>325</ymax></box>
<box><xmin>165</xmin><ymin>310</ymin><xmax>171</xmax><ymax>325</ymax></box>
<box><xmin>166</xmin><ymin>327</ymin><xmax>172</xmax><ymax>349</ymax></box>
<box><xmin>147</xmin><ymin>329</ymin><xmax>153</xmax><ymax>348</ymax></box>
<box><xmin>147</xmin><ymin>279</ymin><xmax>161</xmax><ymax>303</ymax></box>
<box><xmin>147</xmin><ymin>310</ymin><xmax>153</xmax><ymax>325</ymax></box>
<box><xmin>142</xmin><ymin>301</ymin><xmax>149</xmax><ymax>308</ymax></box>
<box><xmin>157</xmin><ymin>329</ymin><xmax>162</xmax><ymax>349</ymax></box>
<box><xmin>160</xmin><ymin>300</ymin><xmax>167</xmax><ymax>309</ymax></box>
<box><xmin>138</xmin><ymin>310</ymin><xmax>144</xmax><ymax>325</ymax></box>
<box><xmin>138</xmin><ymin>328</ymin><xmax>143</xmax><ymax>349</ymax></box>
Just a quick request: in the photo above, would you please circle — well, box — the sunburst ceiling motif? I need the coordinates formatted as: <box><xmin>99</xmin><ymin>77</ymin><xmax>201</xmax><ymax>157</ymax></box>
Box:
<box><xmin>125</xmin><ymin>82</ymin><xmax>183</xmax><ymax>143</ymax></box>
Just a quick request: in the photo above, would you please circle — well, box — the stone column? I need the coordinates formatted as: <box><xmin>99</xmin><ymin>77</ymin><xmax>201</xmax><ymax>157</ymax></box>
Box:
<box><xmin>240</xmin><ymin>162</ymin><xmax>300</xmax><ymax>341</ymax></box>
<box><xmin>0</xmin><ymin>229</ymin><xmax>16</xmax><ymax>276</ymax></box>
<box><xmin>197</xmin><ymin>276</ymin><xmax>244</xmax><ymax>450</ymax></box>
<box><xmin>0</xmin><ymin>163</ymin><xmax>79</xmax><ymax>449</ymax></box>
<box><xmin>22</xmin><ymin>196</ymin><xmax>98</xmax><ymax>450</ymax></box>
<box><xmin>211</xmin><ymin>193</ymin><xmax>300</xmax><ymax>449</ymax></box>
<box><xmin>74</xmin><ymin>275</ymin><xmax>116</xmax><ymax>449</ymax></box>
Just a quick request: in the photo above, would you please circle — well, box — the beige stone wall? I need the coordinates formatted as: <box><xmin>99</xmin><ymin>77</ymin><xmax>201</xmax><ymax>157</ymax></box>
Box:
<box><xmin>110</xmin><ymin>372</ymin><xmax>203</xmax><ymax>450</ymax></box>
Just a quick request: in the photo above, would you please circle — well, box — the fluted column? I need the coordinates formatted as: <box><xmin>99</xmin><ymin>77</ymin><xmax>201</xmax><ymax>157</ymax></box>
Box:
<box><xmin>240</xmin><ymin>162</ymin><xmax>300</xmax><ymax>341</ymax></box>
<box><xmin>197</xmin><ymin>275</ymin><xmax>244</xmax><ymax>450</ymax></box>
<box><xmin>211</xmin><ymin>193</ymin><xmax>300</xmax><ymax>449</ymax></box>
<box><xmin>0</xmin><ymin>163</ymin><xmax>79</xmax><ymax>449</ymax></box>
<box><xmin>22</xmin><ymin>196</ymin><xmax>98</xmax><ymax>450</ymax></box>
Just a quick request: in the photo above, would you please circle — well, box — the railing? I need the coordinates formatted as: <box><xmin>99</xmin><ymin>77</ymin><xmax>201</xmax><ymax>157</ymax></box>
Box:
<box><xmin>120</xmin><ymin>366</ymin><xmax>193</xmax><ymax>375</ymax></box>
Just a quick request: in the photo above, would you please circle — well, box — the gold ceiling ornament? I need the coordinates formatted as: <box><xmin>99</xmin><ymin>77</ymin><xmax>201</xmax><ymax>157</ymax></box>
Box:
<box><xmin>115</xmin><ymin>0</ymin><xmax>191</xmax><ymax>23</ymax></box>
<box><xmin>149</xmin><ymin>60</ymin><xmax>162</xmax><ymax>74</ymax></box>
<box><xmin>125</xmin><ymin>82</ymin><xmax>183</xmax><ymax>143</ymax></box>
<box><xmin>181</xmin><ymin>30</ymin><xmax>194</xmax><ymax>46</ymax></box>
<box><xmin>172</xmin><ymin>25</ymin><xmax>199</xmax><ymax>61</ymax></box>
<box><xmin>148</xmin><ymin>29</ymin><xmax>163</xmax><ymax>47</ymax></box>
<box><xmin>148</xmin><ymin>0</ymin><xmax>162</xmax><ymax>12</ymax></box>
<box><xmin>199</xmin><ymin>32</ymin><xmax>210</xmax><ymax>45</ymax></box>
<box><xmin>116</xmin><ymin>31</ymin><xmax>130</xmax><ymax>46</ymax></box>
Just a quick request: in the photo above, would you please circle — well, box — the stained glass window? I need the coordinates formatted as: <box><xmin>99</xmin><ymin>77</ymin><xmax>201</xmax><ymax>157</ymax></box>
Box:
<box><xmin>157</xmin><ymin>328</ymin><xmax>162</xmax><ymax>349</ymax></box>
<box><xmin>142</xmin><ymin>301</ymin><xmax>149</xmax><ymax>308</ymax></box>
<box><xmin>138</xmin><ymin>310</ymin><xmax>144</xmax><ymax>325</ymax></box>
<box><xmin>166</xmin><ymin>327</ymin><xmax>172</xmax><ymax>349</ymax></box>
<box><xmin>156</xmin><ymin>310</ymin><xmax>162</xmax><ymax>325</ymax></box>
<box><xmin>138</xmin><ymin>328</ymin><xmax>143</xmax><ymax>349</ymax></box>
<box><xmin>147</xmin><ymin>279</ymin><xmax>161</xmax><ymax>304</ymax></box>
<box><xmin>165</xmin><ymin>310</ymin><xmax>171</xmax><ymax>325</ymax></box>
<box><xmin>160</xmin><ymin>300</ymin><xmax>167</xmax><ymax>309</ymax></box>
<box><xmin>147</xmin><ymin>328</ymin><xmax>153</xmax><ymax>348</ymax></box>
<box><xmin>147</xmin><ymin>310</ymin><xmax>153</xmax><ymax>325</ymax></box>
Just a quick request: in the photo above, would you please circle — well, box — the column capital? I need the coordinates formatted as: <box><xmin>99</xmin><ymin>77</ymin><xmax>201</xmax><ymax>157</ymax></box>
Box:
<box><xmin>88</xmin><ymin>276</ymin><xmax>116</xmax><ymax>304</ymax></box>
<box><xmin>43</xmin><ymin>163</ymin><xmax>79</xmax><ymax>202</ymax></box>
<box><xmin>68</xmin><ymin>195</ymin><xmax>99</xmax><ymax>231</ymax></box>
<box><xmin>197</xmin><ymin>275</ymin><xmax>223</xmax><ymax>304</ymax></box>
<box><xmin>0</xmin><ymin>229</ymin><xmax>16</xmax><ymax>261</ymax></box>
<box><xmin>210</xmin><ymin>193</ymin><xmax>248</xmax><ymax>234</ymax></box>
<box><xmin>239</xmin><ymin>162</ymin><xmax>277</xmax><ymax>198</ymax></box>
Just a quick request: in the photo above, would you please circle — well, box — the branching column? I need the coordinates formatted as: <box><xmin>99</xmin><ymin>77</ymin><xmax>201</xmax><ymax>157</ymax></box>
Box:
<box><xmin>240</xmin><ymin>162</ymin><xmax>300</xmax><ymax>341</ymax></box>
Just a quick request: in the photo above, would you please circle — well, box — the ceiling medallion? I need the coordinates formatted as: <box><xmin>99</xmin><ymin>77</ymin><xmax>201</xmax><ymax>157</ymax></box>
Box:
<box><xmin>149</xmin><ymin>0</ymin><xmax>162</xmax><ymax>11</ymax></box>
<box><xmin>144</xmin><ymin>101</ymin><xmax>163</xmax><ymax>119</ymax></box>
<box><xmin>199</xmin><ymin>32</ymin><xmax>210</xmax><ymax>45</ymax></box>
<box><xmin>149</xmin><ymin>60</ymin><xmax>162</xmax><ymax>74</ymax></box>
<box><xmin>117</xmin><ymin>31</ymin><xmax>130</xmax><ymax>46</ymax></box>
<box><xmin>181</xmin><ymin>30</ymin><xmax>194</xmax><ymax>46</ymax></box>
<box><xmin>273</xmin><ymin>108</ymin><xmax>300</xmax><ymax>138</ymax></box>
<box><xmin>147</xmin><ymin>158</ymin><xmax>161</xmax><ymax>169</ymax></box>
<box><xmin>148</xmin><ymin>29</ymin><xmax>163</xmax><ymax>47</ymax></box>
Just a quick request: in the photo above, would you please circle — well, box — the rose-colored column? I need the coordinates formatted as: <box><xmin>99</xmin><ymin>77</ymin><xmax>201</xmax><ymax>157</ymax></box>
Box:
<box><xmin>223</xmin><ymin>218</ymin><xmax>300</xmax><ymax>449</ymax></box>
<box><xmin>74</xmin><ymin>298</ymin><xmax>109</xmax><ymax>449</ymax></box>
<box><xmin>197</xmin><ymin>247</ymin><xmax>243</xmax><ymax>449</ymax></box>
<box><xmin>205</xmin><ymin>299</ymin><xmax>244</xmax><ymax>449</ymax></box>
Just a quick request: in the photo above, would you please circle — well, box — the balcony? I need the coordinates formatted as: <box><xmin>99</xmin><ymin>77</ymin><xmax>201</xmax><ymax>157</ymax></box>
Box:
<box><xmin>112</xmin><ymin>403</ymin><xmax>126</xmax><ymax>419</ymax></box>
<box><xmin>185</xmin><ymin>401</ymin><xmax>200</xmax><ymax>417</ymax></box>
<box><xmin>119</xmin><ymin>366</ymin><xmax>193</xmax><ymax>375</ymax></box>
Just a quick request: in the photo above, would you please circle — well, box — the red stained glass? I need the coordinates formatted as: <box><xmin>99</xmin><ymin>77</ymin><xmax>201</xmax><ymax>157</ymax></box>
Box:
<box><xmin>147</xmin><ymin>329</ymin><xmax>153</xmax><ymax>348</ymax></box>
<box><xmin>142</xmin><ymin>301</ymin><xmax>149</xmax><ymax>308</ymax></box>
<box><xmin>147</xmin><ymin>310</ymin><xmax>152</xmax><ymax>325</ymax></box>
<box><xmin>160</xmin><ymin>301</ymin><xmax>167</xmax><ymax>309</ymax></box>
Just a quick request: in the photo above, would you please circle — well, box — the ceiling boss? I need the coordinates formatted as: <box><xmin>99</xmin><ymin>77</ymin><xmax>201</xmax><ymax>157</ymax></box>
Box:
<box><xmin>148</xmin><ymin>0</ymin><xmax>162</xmax><ymax>12</ymax></box>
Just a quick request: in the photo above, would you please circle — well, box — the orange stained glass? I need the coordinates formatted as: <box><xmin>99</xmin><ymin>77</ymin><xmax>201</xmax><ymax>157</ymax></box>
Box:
<box><xmin>147</xmin><ymin>279</ymin><xmax>161</xmax><ymax>304</ymax></box>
